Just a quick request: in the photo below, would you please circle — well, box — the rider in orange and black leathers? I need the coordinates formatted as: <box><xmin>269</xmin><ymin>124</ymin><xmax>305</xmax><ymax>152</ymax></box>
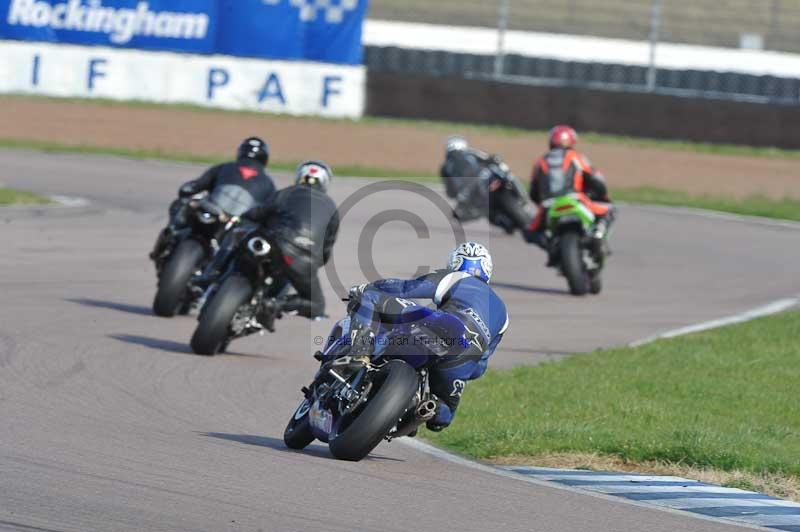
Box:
<box><xmin>525</xmin><ymin>125</ymin><xmax>616</xmax><ymax>263</ymax></box>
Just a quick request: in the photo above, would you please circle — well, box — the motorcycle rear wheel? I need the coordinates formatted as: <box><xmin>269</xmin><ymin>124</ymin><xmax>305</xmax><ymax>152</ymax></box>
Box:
<box><xmin>153</xmin><ymin>239</ymin><xmax>205</xmax><ymax>317</ymax></box>
<box><xmin>328</xmin><ymin>360</ymin><xmax>418</xmax><ymax>462</ymax></box>
<box><xmin>496</xmin><ymin>190</ymin><xmax>532</xmax><ymax>231</ymax></box>
<box><xmin>560</xmin><ymin>231</ymin><xmax>589</xmax><ymax>296</ymax></box>
<box><xmin>190</xmin><ymin>274</ymin><xmax>252</xmax><ymax>355</ymax></box>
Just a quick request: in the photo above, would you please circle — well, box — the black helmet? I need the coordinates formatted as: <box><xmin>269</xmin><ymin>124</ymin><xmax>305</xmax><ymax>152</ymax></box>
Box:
<box><xmin>237</xmin><ymin>137</ymin><xmax>269</xmax><ymax>166</ymax></box>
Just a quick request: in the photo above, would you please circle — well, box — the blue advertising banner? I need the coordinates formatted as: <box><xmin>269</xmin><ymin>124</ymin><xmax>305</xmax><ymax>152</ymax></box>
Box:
<box><xmin>0</xmin><ymin>0</ymin><xmax>366</xmax><ymax>64</ymax></box>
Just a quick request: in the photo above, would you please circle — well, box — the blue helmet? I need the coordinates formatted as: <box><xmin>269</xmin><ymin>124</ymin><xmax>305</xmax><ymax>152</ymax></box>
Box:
<box><xmin>447</xmin><ymin>242</ymin><xmax>493</xmax><ymax>282</ymax></box>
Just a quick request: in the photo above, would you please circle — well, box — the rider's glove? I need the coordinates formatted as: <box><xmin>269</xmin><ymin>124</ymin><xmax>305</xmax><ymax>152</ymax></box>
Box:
<box><xmin>346</xmin><ymin>283</ymin><xmax>368</xmax><ymax>314</ymax></box>
<box><xmin>178</xmin><ymin>183</ymin><xmax>197</xmax><ymax>197</ymax></box>
<box><xmin>349</xmin><ymin>283</ymin><xmax>368</xmax><ymax>300</ymax></box>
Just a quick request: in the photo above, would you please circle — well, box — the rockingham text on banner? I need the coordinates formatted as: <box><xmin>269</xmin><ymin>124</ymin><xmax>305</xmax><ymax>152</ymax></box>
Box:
<box><xmin>0</xmin><ymin>0</ymin><xmax>367</xmax><ymax>64</ymax></box>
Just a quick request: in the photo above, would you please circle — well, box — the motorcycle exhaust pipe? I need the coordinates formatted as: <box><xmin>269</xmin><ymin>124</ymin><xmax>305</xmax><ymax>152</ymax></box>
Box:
<box><xmin>247</xmin><ymin>237</ymin><xmax>271</xmax><ymax>257</ymax></box>
<box><xmin>415</xmin><ymin>399</ymin><xmax>438</xmax><ymax>421</ymax></box>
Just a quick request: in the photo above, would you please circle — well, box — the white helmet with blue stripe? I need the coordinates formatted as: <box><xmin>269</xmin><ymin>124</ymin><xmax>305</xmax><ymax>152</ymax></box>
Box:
<box><xmin>448</xmin><ymin>242</ymin><xmax>493</xmax><ymax>283</ymax></box>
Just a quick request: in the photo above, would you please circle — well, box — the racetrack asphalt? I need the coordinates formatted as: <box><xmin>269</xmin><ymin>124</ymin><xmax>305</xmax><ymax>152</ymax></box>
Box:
<box><xmin>2</xmin><ymin>150</ymin><xmax>798</xmax><ymax>532</ymax></box>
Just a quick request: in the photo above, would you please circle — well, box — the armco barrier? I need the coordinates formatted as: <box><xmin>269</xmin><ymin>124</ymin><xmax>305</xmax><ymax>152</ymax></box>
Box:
<box><xmin>364</xmin><ymin>46</ymin><xmax>800</xmax><ymax>104</ymax></box>
<box><xmin>366</xmin><ymin>72</ymin><xmax>800</xmax><ymax>149</ymax></box>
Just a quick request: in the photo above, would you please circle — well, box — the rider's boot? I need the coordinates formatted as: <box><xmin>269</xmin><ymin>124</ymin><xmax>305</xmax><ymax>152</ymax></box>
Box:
<box><xmin>546</xmin><ymin>250</ymin><xmax>558</xmax><ymax>267</ymax></box>
<box><xmin>195</xmin><ymin>245</ymin><xmax>229</xmax><ymax>287</ymax></box>
<box><xmin>591</xmin><ymin>219</ymin><xmax>610</xmax><ymax>258</ymax></box>
<box><xmin>523</xmin><ymin>228</ymin><xmax>547</xmax><ymax>248</ymax></box>
<box><xmin>492</xmin><ymin>213</ymin><xmax>515</xmax><ymax>234</ymax></box>
<box><xmin>257</xmin><ymin>298</ymin><xmax>283</xmax><ymax>333</ymax></box>
<box><xmin>426</xmin><ymin>401</ymin><xmax>456</xmax><ymax>432</ymax></box>
<box><xmin>545</xmin><ymin>239</ymin><xmax>560</xmax><ymax>267</ymax></box>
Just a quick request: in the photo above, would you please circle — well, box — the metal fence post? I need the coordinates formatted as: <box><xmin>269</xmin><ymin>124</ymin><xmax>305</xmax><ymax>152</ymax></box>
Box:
<box><xmin>646</xmin><ymin>0</ymin><xmax>662</xmax><ymax>91</ymax></box>
<box><xmin>494</xmin><ymin>0</ymin><xmax>511</xmax><ymax>78</ymax></box>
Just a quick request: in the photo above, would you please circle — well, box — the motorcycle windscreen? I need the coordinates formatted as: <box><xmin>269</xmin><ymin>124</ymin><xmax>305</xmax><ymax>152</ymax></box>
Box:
<box><xmin>208</xmin><ymin>185</ymin><xmax>259</xmax><ymax>217</ymax></box>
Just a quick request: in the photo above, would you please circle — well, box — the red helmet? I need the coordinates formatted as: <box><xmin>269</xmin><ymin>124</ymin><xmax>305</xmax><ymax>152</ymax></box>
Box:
<box><xmin>549</xmin><ymin>125</ymin><xmax>578</xmax><ymax>149</ymax></box>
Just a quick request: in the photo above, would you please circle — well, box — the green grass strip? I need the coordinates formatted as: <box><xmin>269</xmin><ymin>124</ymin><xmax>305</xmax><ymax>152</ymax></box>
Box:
<box><xmin>615</xmin><ymin>187</ymin><xmax>800</xmax><ymax>222</ymax></box>
<box><xmin>3</xmin><ymin>137</ymin><xmax>800</xmax><ymax>221</ymax></box>
<box><xmin>0</xmin><ymin>138</ymin><xmax>432</xmax><ymax>180</ymax></box>
<box><xmin>0</xmin><ymin>186</ymin><xmax>51</xmax><ymax>205</ymax></box>
<box><xmin>424</xmin><ymin>310</ymin><xmax>800</xmax><ymax>478</ymax></box>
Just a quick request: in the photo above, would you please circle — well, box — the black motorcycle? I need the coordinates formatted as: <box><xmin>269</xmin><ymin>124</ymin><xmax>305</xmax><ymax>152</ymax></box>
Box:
<box><xmin>485</xmin><ymin>161</ymin><xmax>533</xmax><ymax>234</ymax></box>
<box><xmin>189</xmin><ymin>223</ymin><xmax>288</xmax><ymax>355</ymax></box>
<box><xmin>152</xmin><ymin>196</ymin><xmax>238</xmax><ymax>317</ymax></box>
<box><xmin>152</xmin><ymin>185</ymin><xmax>262</xmax><ymax>317</ymax></box>
<box><xmin>446</xmin><ymin>157</ymin><xmax>532</xmax><ymax>234</ymax></box>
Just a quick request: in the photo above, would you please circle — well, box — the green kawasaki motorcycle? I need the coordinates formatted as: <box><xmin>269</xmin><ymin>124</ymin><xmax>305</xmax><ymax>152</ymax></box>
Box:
<box><xmin>545</xmin><ymin>194</ymin><xmax>608</xmax><ymax>296</ymax></box>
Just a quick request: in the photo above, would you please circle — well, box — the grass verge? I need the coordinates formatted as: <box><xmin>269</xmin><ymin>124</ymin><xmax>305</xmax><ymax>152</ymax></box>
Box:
<box><xmin>0</xmin><ymin>138</ymin><xmax>433</xmax><ymax>181</ymax></box>
<box><xmin>615</xmin><ymin>186</ymin><xmax>800</xmax><ymax>222</ymax></box>
<box><xmin>423</xmin><ymin>310</ymin><xmax>800</xmax><ymax>501</ymax></box>
<box><xmin>3</xmin><ymin>138</ymin><xmax>800</xmax><ymax>222</ymax></box>
<box><xmin>0</xmin><ymin>187</ymin><xmax>51</xmax><ymax>205</ymax></box>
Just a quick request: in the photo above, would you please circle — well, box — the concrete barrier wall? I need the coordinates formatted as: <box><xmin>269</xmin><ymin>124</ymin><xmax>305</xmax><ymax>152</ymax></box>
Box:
<box><xmin>366</xmin><ymin>72</ymin><xmax>800</xmax><ymax>149</ymax></box>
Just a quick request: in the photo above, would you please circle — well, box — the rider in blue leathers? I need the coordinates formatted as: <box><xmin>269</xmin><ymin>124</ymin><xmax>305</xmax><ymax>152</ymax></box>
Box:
<box><xmin>347</xmin><ymin>242</ymin><xmax>508</xmax><ymax>431</ymax></box>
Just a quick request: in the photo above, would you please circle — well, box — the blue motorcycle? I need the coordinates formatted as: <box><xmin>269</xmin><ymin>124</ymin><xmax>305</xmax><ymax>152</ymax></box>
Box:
<box><xmin>283</xmin><ymin>298</ymin><xmax>468</xmax><ymax>461</ymax></box>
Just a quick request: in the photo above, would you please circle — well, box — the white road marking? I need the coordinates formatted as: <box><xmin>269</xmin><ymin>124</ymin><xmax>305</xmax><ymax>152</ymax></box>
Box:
<box><xmin>398</xmin><ymin>438</ymin><xmax>774</xmax><ymax>531</ymax></box>
<box><xmin>50</xmin><ymin>195</ymin><xmax>90</xmax><ymax>207</ymax></box>
<box><xmin>629</xmin><ymin>297</ymin><xmax>799</xmax><ymax>347</ymax></box>
<box><xmin>574</xmin><ymin>485</ymin><xmax>770</xmax><ymax>495</ymax></box>
<box><xmin>648</xmin><ymin>498</ymin><xmax>800</xmax><ymax>510</ymax></box>
<box><xmin>505</xmin><ymin>469</ymin><xmax>694</xmax><ymax>482</ymax></box>
<box><xmin>501</xmin><ymin>466</ymin><xmax>800</xmax><ymax>530</ymax></box>
<box><xmin>734</xmin><ymin>515</ymin><xmax>800</xmax><ymax>527</ymax></box>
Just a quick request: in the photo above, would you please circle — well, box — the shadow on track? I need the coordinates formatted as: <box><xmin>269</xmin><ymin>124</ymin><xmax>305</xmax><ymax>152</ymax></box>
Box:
<box><xmin>67</xmin><ymin>298</ymin><xmax>153</xmax><ymax>316</ymax></box>
<box><xmin>109</xmin><ymin>333</ymin><xmax>193</xmax><ymax>354</ymax></box>
<box><xmin>490</xmin><ymin>281</ymin><xmax>570</xmax><ymax>296</ymax></box>
<box><xmin>201</xmin><ymin>432</ymin><xmax>404</xmax><ymax>462</ymax></box>
<box><xmin>108</xmin><ymin>334</ymin><xmax>268</xmax><ymax>359</ymax></box>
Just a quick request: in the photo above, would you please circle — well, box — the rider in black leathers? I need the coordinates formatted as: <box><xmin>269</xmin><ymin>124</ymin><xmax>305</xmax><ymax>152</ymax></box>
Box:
<box><xmin>440</xmin><ymin>136</ymin><xmax>491</xmax><ymax>223</ymax></box>
<box><xmin>149</xmin><ymin>137</ymin><xmax>276</xmax><ymax>263</ymax></box>
<box><xmin>440</xmin><ymin>136</ymin><xmax>530</xmax><ymax>234</ymax></box>
<box><xmin>241</xmin><ymin>161</ymin><xmax>339</xmax><ymax>329</ymax></box>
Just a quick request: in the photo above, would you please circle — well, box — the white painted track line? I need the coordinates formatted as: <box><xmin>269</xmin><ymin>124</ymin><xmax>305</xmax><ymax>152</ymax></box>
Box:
<box><xmin>400</xmin><ymin>439</ymin><xmax>775</xmax><ymax>531</ymax></box>
<box><xmin>630</xmin><ymin>297</ymin><xmax>799</xmax><ymax>347</ymax></box>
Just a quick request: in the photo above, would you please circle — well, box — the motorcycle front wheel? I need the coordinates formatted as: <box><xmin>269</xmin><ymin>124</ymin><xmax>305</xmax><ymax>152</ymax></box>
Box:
<box><xmin>284</xmin><ymin>398</ymin><xmax>315</xmax><ymax>450</ymax></box>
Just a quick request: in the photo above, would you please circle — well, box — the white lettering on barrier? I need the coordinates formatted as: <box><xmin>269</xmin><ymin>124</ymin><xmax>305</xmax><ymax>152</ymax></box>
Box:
<box><xmin>7</xmin><ymin>0</ymin><xmax>209</xmax><ymax>45</ymax></box>
<box><xmin>0</xmin><ymin>40</ymin><xmax>366</xmax><ymax>118</ymax></box>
